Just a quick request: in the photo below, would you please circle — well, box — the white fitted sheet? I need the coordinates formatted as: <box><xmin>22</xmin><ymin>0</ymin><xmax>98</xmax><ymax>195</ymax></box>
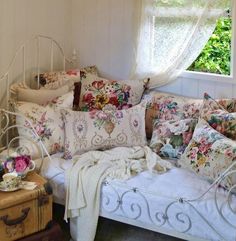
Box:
<box><xmin>37</xmin><ymin>153</ymin><xmax>236</xmax><ymax>241</ymax></box>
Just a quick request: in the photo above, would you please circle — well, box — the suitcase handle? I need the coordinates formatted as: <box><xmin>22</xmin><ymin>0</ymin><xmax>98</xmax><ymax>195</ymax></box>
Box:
<box><xmin>0</xmin><ymin>207</ymin><xmax>30</xmax><ymax>226</ymax></box>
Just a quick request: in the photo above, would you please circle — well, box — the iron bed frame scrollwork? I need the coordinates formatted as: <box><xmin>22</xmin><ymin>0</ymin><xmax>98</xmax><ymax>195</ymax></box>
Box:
<box><xmin>0</xmin><ymin>36</ymin><xmax>235</xmax><ymax>241</ymax></box>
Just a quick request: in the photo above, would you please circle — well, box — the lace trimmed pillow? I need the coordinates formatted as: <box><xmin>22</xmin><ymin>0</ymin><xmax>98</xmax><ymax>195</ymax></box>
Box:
<box><xmin>61</xmin><ymin>102</ymin><xmax>147</xmax><ymax>159</ymax></box>
<box><xmin>77</xmin><ymin>73</ymin><xmax>148</xmax><ymax>111</ymax></box>
<box><xmin>179</xmin><ymin>119</ymin><xmax>236</xmax><ymax>189</ymax></box>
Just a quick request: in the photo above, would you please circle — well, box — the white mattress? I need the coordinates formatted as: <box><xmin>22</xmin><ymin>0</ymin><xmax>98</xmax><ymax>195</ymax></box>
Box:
<box><xmin>37</xmin><ymin>153</ymin><xmax>236</xmax><ymax>241</ymax></box>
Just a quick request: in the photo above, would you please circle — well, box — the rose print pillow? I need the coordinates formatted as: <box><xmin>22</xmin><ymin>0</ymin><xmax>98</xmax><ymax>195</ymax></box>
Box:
<box><xmin>150</xmin><ymin>118</ymin><xmax>197</xmax><ymax>159</ymax></box>
<box><xmin>61</xmin><ymin>102</ymin><xmax>147</xmax><ymax>159</ymax></box>
<box><xmin>180</xmin><ymin>119</ymin><xmax>236</xmax><ymax>189</ymax></box>
<box><xmin>200</xmin><ymin>93</ymin><xmax>236</xmax><ymax>140</ymax></box>
<box><xmin>15</xmin><ymin>102</ymin><xmax>64</xmax><ymax>159</ymax></box>
<box><xmin>142</xmin><ymin>91</ymin><xmax>202</xmax><ymax>138</ymax></box>
<box><xmin>77</xmin><ymin>73</ymin><xmax>148</xmax><ymax>111</ymax></box>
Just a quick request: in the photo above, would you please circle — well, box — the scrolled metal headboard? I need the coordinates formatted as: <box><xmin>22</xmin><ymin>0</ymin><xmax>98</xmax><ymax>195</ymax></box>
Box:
<box><xmin>0</xmin><ymin>35</ymin><xmax>78</xmax><ymax>110</ymax></box>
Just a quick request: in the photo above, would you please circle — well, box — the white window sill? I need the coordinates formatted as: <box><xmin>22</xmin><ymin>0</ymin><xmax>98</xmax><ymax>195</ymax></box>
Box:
<box><xmin>181</xmin><ymin>70</ymin><xmax>235</xmax><ymax>84</ymax></box>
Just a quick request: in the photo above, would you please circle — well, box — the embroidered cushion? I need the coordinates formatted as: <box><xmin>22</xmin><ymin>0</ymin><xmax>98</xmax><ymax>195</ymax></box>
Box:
<box><xmin>143</xmin><ymin>91</ymin><xmax>202</xmax><ymax>138</ymax></box>
<box><xmin>61</xmin><ymin>103</ymin><xmax>147</xmax><ymax>159</ymax></box>
<box><xmin>15</xmin><ymin>102</ymin><xmax>64</xmax><ymax>158</ymax></box>
<box><xmin>179</xmin><ymin>119</ymin><xmax>236</xmax><ymax>189</ymax></box>
<box><xmin>77</xmin><ymin>73</ymin><xmax>147</xmax><ymax>111</ymax></box>
<box><xmin>150</xmin><ymin>118</ymin><xmax>197</xmax><ymax>159</ymax></box>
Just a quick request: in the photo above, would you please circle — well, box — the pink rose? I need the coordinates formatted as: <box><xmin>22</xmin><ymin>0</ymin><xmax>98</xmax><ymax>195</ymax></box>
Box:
<box><xmin>14</xmin><ymin>155</ymin><xmax>30</xmax><ymax>173</ymax></box>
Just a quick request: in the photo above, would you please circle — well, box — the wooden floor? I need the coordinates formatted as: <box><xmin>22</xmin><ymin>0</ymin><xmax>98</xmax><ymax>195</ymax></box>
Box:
<box><xmin>53</xmin><ymin>204</ymin><xmax>183</xmax><ymax>241</ymax></box>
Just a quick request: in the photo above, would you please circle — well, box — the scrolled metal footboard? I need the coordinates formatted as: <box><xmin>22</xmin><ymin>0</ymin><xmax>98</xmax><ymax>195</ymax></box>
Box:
<box><xmin>101</xmin><ymin>161</ymin><xmax>236</xmax><ymax>241</ymax></box>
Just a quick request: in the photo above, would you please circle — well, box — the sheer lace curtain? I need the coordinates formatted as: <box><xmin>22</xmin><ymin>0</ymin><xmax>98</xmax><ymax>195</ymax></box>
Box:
<box><xmin>131</xmin><ymin>0</ymin><xmax>231</xmax><ymax>88</ymax></box>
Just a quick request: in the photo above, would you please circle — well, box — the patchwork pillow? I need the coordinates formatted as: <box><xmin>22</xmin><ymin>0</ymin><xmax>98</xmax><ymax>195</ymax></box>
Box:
<box><xmin>61</xmin><ymin>103</ymin><xmax>147</xmax><ymax>159</ymax></box>
<box><xmin>15</xmin><ymin>102</ymin><xmax>64</xmax><ymax>158</ymax></box>
<box><xmin>16</xmin><ymin>85</ymin><xmax>71</xmax><ymax>105</ymax></box>
<box><xmin>150</xmin><ymin>118</ymin><xmax>198</xmax><ymax>159</ymax></box>
<box><xmin>77</xmin><ymin>73</ymin><xmax>147</xmax><ymax>111</ymax></box>
<box><xmin>179</xmin><ymin>119</ymin><xmax>236</xmax><ymax>189</ymax></box>
<box><xmin>143</xmin><ymin>91</ymin><xmax>202</xmax><ymax>138</ymax></box>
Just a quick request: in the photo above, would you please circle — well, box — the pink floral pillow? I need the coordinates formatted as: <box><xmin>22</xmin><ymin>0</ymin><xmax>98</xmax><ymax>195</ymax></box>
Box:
<box><xmin>150</xmin><ymin>118</ymin><xmax>197</xmax><ymax>159</ymax></box>
<box><xmin>180</xmin><ymin>119</ymin><xmax>236</xmax><ymax>189</ymax></box>
<box><xmin>15</xmin><ymin>102</ymin><xmax>64</xmax><ymax>159</ymax></box>
<box><xmin>78</xmin><ymin>73</ymin><xmax>147</xmax><ymax>111</ymax></box>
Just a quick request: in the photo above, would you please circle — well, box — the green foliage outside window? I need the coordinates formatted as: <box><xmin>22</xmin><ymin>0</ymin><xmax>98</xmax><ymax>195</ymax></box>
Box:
<box><xmin>188</xmin><ymin>17</ymin><xmax>232</xmax><ymax>75</ymax></box>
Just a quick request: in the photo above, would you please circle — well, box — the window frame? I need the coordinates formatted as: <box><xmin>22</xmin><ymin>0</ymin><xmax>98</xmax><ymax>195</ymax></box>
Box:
<box><xmin>180</xmin><ymin>1</ymin><xmax>236</xmax><ymax>84</ymax></box>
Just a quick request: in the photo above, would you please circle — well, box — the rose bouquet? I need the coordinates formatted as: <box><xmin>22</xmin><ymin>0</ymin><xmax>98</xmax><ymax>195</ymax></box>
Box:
<box><xmin>4</xmin><ymin>155</ymin><xmax>35</xmax><ymax>177</ymax></box>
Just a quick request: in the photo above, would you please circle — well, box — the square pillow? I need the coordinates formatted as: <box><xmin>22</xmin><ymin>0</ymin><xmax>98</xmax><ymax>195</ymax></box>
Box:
<box><xmin>143</xmin><ymin>91</ymin><xmax>202</xmax><ymax>138</ymax></box>
<box><xmin>179</xmin><ymin>119</ymin><xmax>236</xmax><ymax>189</ymax></box>
<box><xmin>77</xmin><ymin>73</ymin><xmax>147</xmax><ymax>111</ymax></box>
<box><xmin>61</xmin><ymin>102</ymin><xmax>147</xmax><ymax>159</ymax></box>
<box><xmin>150</xmin><ymin>118</ymin><xmax>197</xmax><ymax>159</ymax></box>
<box><xmin>15</xmin><ymin>101</ymin><xmax>64</xmax><ymax>158</ymax></box>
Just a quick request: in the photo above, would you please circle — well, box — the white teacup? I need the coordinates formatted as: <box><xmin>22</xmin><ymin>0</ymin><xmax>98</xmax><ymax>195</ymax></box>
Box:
<box><xmin>2</xmin><ymin>173</ymin><xmax>20</xmax><ymax>190</ymax></box>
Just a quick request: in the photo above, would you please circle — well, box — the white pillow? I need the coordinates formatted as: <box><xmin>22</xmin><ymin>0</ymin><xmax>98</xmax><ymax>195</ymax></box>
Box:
<box><xmin>17</xmin><ymin>85</ymin><xmax>70</xmax><ymax>105</ymax></box>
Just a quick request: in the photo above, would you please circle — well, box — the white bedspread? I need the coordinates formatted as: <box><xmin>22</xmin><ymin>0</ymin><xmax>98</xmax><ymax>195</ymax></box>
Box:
<box><xmin>37</xmin><ymin>151</ymin><xmax>236</xmax><ymax>241</ymax></box>
<box><xmin>64</xmin><ymin>146</ymin><xmax>171</xmax><ymax>241</ymax></box>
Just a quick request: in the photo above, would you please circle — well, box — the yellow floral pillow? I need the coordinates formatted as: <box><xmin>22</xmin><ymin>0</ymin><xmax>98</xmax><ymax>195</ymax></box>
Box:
<box><xmin>180</xmin><ymin>119</ymin><xmax>236</xmax><ymax>189</ymax></box>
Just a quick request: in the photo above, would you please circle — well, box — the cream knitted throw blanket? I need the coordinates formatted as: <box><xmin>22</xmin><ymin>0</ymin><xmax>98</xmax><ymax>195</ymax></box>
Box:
<box><xmin>64</xmin><ymin>146</ymin><xmax>172</xmax><ymax>241</ymax></box>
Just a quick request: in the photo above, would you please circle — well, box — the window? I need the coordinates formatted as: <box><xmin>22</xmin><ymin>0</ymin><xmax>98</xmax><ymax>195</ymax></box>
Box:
<box><xmin>182</xmin><ymin>2</ymin><xmax>236</xmax><ymax>83</ymax></box>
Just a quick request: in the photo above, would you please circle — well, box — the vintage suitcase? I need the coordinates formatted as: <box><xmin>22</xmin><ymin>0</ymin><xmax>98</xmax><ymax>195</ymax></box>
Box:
<box><xmin>16</xmin><ymin>221</ymin><xmax>64</xmax><ymax>241</ymax></box>
<box><xmin>0</xmin><ymin>172</ymin><xmax>53</xmax><ymax>241</ymax></box>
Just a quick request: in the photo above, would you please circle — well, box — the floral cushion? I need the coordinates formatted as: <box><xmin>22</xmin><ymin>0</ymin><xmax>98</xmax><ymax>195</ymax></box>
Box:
<box><xmin>205</xmin><ymin>112</ymin><xmax>236</xmax><ymax>140</ymax></box>
<box><xmin>36</xmin><ymin>69</ymin><xmax>80</xmax><ymax>89</ymax></box>
<box><xmin>218</xmin><ymin>98</ymin><xmax>236</xmax><ymax>113</ymax></box>
<box><xmin>150</xmin><ymin>118</ymin><xmax>197</xmax><ymax>159</ymax></box>
<box><xmin>200</xmin><ymin>93</ymin><xmax>228</xmax><ymax>118</ymax></box>
<box><xmin>143</xmin><ymin>91</ymin><xmax>202</xmax><ymax>138</ymax></box>
<box><xmin>15</xmin><ymin>102</ymin><xmax>64</xmax><ymax>158</ymax></box>
<box><xmin>179</xmin><ymin>119</ymin><xmax>236</xmax><ymax>189</ymax></box>
<box><xmin>77</xmin><ymin>73</ymin><xmax>147</xmax><ymax>111</ymax></box>
<box><xmin>61</xmin><ymin>103</ymin><xmax>147</xmax><ymax>159</ymax></box>
<box><xmin>200</xmin><ymin>93</ymin><xmax>236</xmax><ymax>140</ymax></box>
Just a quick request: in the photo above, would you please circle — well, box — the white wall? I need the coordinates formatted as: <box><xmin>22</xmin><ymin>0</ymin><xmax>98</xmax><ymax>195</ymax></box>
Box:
<box><xmin>0</xmin><ymin>0</ymin><xmax>72</xmax><ymax>78</ymax></box>
<box><xmin>71</xmin><ymin>0</ymin><xmax>236</xmax><ymax>99</ymax></box>
<box><xmin>0</xmin><ymin>0</ymin><xmax>72</xmax><ymax>106</ymax></box>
